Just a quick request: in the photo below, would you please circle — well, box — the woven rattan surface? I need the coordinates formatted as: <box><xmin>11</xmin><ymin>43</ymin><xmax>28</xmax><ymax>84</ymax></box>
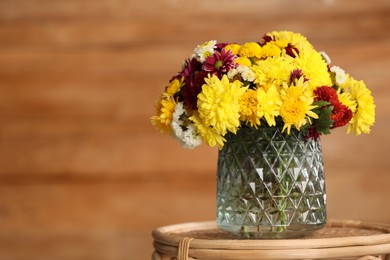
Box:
<box><xmin>174</xmin><ymin>222</ymin><xmax>386</xmax><ymax>240</ymax></box>
<box><xmin>152</xmin><ymin>220</ymin><xmax>390</xmax><ymax>260</ymax></box>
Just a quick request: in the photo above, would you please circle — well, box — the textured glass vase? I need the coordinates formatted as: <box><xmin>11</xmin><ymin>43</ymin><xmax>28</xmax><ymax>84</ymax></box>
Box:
<box><xmin>216</xmin><ymin>126</ymin><xmax>326</xmax><ymax>239</ymax></box>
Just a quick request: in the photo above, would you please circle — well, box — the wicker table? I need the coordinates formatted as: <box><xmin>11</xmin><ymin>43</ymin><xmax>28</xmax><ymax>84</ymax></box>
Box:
<box><xmin>152</xmin><ymin>220</ymin><xmax>390</xmax><ymax>260</ymax></box>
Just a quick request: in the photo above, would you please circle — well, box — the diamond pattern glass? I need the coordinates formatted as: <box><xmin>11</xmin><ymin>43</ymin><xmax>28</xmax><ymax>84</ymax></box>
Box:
<box><xmin>216</xmin><ymin>127</ymin><xmax>326</xmax><ymax>238</ymax></box>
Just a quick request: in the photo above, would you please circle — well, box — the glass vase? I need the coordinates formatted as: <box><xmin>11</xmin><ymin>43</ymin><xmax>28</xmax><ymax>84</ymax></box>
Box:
<box><xmin>216</xmin><ymin>126</ymin><xmax>326</xmax><ymax>239</ymax></box>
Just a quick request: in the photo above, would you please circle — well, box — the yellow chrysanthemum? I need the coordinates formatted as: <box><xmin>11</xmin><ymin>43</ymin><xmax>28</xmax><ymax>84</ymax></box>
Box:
<box><xmin>252</xmin><ymin>56</ymin><xmax>294</xmax><ymax>90</ymax></box>
<box><xmin>257</xmin><ymin>84</ymin><xmax>282</xmax><ymax>127</ymax></box>
<box><xmin>239</xmin><ymin>42</ymin><xmax>262</xmax><ymax>58</ymax></box>
<box><xmin>164</xmin><ymin>77</ymin><xmax>184</xmax><ymax>97</ymax></box>
<box><xmin>260</xmin><ymin>42</ymin><xmax>282</xmax><ymax>58</ymax></box>
<box><xmin>274</xmin><ymin>39</ymin><xmax>289</xmax><ymax>50</ymax></box>
<box><xmin>189</xmin><ymin>113</ymin><xmax>226</xmax><ymax>148</ymax></box>
<box><xmin>267</xmin><ymin>31</ymin><xmax>314</xmax><ymax>53</ymax></box>
<box><xmin>235</xmin><ymin>57</ymin><xmax>252</xmax><ymax>67</ymax></box>
<box><xmin>338</xmin><ymin>92</ymin><xmax>357</xmax><ymax>114</ymax></box>
<box><xmin>239</xmin><ymin>89</ymin><xmax>259</xmax><ymax>127</ymax></box>
<box><xmin>344</xmin><ymin>78</ymin><xmax>376</xmax><ymax>135</ymax></box>
<box><xmin>293</xmin><ymin>49</ymin><xmax>332</xmax><ymax>90</ymax></box>
<box><xmin>150</xmin><ymin>97</ymin><xmax>176</xmax><ymax>134</ymax></box>
<box><xmin>224</xmin><ymin>43</ymin><xmax>241</xmax><ymax>55</ymax></box>
<box><xmin>197</xmin><ymin>75</ymin><xmax>247</xmax><ymax>135</ymax></box>
<box><xmin>280</xmin><ymin>78</ymin><xmax>318</xmax><ymax>134</ymax></box>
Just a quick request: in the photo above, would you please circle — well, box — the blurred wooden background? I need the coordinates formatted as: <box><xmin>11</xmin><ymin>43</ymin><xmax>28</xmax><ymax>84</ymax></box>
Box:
<box><xmin>0</xmin><ymin>0</ymin><xmax>389</xmax><ymax>259</ymax></box>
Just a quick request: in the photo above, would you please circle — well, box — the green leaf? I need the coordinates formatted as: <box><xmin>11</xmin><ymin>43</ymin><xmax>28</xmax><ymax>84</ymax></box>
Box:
<box><xmin>315</xmin><ymin>105</ymin><xmax>334</xmax><ymax>135</ymax></box>
<box><xmin>313</xmin><ymin>100</ymin><xmax>331</xmax><ymax>108</ymax></box>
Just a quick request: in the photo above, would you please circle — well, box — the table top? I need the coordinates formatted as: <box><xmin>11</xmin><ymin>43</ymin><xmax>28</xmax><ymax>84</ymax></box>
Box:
<box><xmin>152</xmin><ymin>220</ymin><xmax>390</xmax><ymax>260</ymax></box>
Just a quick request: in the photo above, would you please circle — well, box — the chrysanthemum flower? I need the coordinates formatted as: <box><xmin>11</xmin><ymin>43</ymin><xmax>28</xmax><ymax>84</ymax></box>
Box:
<box><xmin>203</xmin><ymin>48</ymin><xmax>237</xmax><ymax>78</ymax></box>
<box><xmin>164</xmin><ymin>77</ymin><xmax>184</xmax><ymax>98</ymax></box>
<box><xmin>177</xmin><ymin>58</ymin><xmax>206</xmax><ymax>110</ymax></box>
<box><xmin>338</xmin><ymin>92</ymin><xmax>357</xmax><ymax>113</ymax></box>
<box><xmin>266</xmin><ymin>31</ymin><xmax>314</xmax><ymax>53</ymax></box>
<box><xmin>280</xmin><ymin>77</ymin><xmax>318</xmax><ymax>134</ymax></box>
<box><xmin>273</xmin><ymin>39</ymin><xmax>290</xmax><ymax>50</ymax></box>
<box><xmin>151</xmin><ymin>97</ymin><xmax>176</xmax><ymax>134</ymax></box>
<box><xmin>239</xmin><ymin>89</ymin><xmax>259</xmax><ymax>127</ymax></box>
<box><xmin>293</xmin><ymin>49</ymin><xmax>332</xmax><ymax>90</ymax></box>
<box><xmin>290</xmin><ymin>69</ymin><xmax>306</xmax><ymax>83</ymax></box>
<box><xmin>171</xmin><ymin>102</ymin><xmax>202</xmax><ymax>149</ymax></box>
<box><xmin>260</xmin><ymin>42</ymin><xmax>282</xmax><ymax>58</ymax></box>
<box><xmin>252</xmin><ymin>56</ymin><xmax>294</xmax><ymax>90</ymax></box>
<box><xmin>235</xmin><ymin>57</ymin><xmax>252</xmax><ymax>67</ymax></box>
<box><xmin>189</xmin><ymin>113</ymin><xmax>226</xmax><ymax>148</ymax></box>
<box><xmin>320</xmin><ymin>51</ymin><xmax>332</xmax><ymax>65</ymax></box>
<box><xmin>307</xmin><ymin>127</ymin><xmax>320</xmax><ymax>140</ymax></box>
<box><xmin>224</xmin><ymin>43</ymin><xmax>241</xmax><ymax>55</ymax></box>
<box><xmin>344</xmin><ymin>78</ymin><xmax>376</xmax><ymax>135</ymax></box>
<box><xmin>227</xmin><ymin>68</ymin><xmax>238</xmax><ymax>79</ymax></box>
<box><xmin>313</xmin><ymin>86</ymin><xmax>352</xmax><ymax>128</ymax></box>
<box><xmin>313</xmin><ymin>85</ymin><xmax>339</xmax><ymax>104</ymax></box>
<box><xmin>261</xmin><ymin>34</ymin><xmax>273</xmax><ymax>44</ymax></box>
<box><xmin>257</xmin><ymin>85</ymin><xmax>282</xmax><ymax>127</ymax></box>
<box><xmin>239</xmin><ymin>42</ymin><xmax>262</xmax><ymax>58</ymax></box>
<box><xmin>330</xmin><ymin>66</ymin><xmax>347</xmax><ymax>85</ymax></box>
<box><xmin>181</xmin><ymin>70</ymin><xmax>208</xmax><ymax>111</ymax></box>
<box><xmin>215</xmin><ymin>42</ymin><xmax>229</xmax><ymax>51</ymax></box>
<box><xmin>237</xmin><ymin>65</ymin><xmax>255</xmax><ymax>82</ymax></box>
<box><xmin>331</xmin><ymin>102</ymin><xmax>353</xmax><ymax>128</ymax></box>
<box><xmin>285</xmin><ymin>43</ymin><xmax>300</xmax><ymax>58</ymax></box>
<box><xmin>180</xmin><ymin>58</ymin><xmax>202</xmax><ymax>78</ymax></box>
<box><xmin>197</xmin><ymin>75</ymin><xmax>246</xmax><ymax>135</ymax></box>
<box><xmin>194</xmin><ymin>40</ymin><xmax>217</xmax><ymax>62</ymax></box>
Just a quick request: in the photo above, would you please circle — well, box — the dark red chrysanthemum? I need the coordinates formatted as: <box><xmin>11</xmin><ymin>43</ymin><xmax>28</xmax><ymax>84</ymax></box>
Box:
<box><xmin>179</xmin><ymin>58</ymin><xmax>202</xmax><ymax>79</ymax></box>
<box><xmin>314</xmin><ymin>86</ymin><xmax>339</xmax><ymax>104</ymax></box>
<box><xmin>202</xmin><ymin>48</ymin><xmax>237</xmax><ymax>78</ymax></box>
<box><xmin>314</xmin><ymin>86</ymin><xmax>353</xmax><ymax>129</ymax></box>
<box><xmin>262</xmin><ymin>34</ymin><xmax>273</xmax><ymax>45</ymax></box>
<box><xmin>215</xmin><ymin>42</ymin><xmax>230</xmax><ymax>52</ymax></box>
<box><xmin>174</xmin><ymin>58</ymin><xmax>202</xmax><ymax>104</ymax></box>
<box><xmin>285</xmin><ymin>43</ymin><xmax>299</xmax><ymax>58</ymax></box>
<box><xmin>306</xmin><ymin>127</ymin><xmax>320</xmax><ymax>140</ymax></box>
<box><xmin>290</xmin><ymin>69</ymin><xmax>308</xmax><ymax>84</ymax></box>
<box><xmin>330</xmin><ymin>102</ymin><xmax>353</xmax><ymax>128</ymax></box>
<box><xmin>181</xmin><ymin>70</ymin><xmax>208</xmax><ymax>111</ymax></box>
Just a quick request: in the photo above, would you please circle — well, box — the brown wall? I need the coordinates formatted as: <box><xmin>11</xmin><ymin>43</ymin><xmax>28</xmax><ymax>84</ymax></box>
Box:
<box><xmin>0</xmin><ymin>0</ymin><xmax>389</xmax><ymax>259</ymax></box>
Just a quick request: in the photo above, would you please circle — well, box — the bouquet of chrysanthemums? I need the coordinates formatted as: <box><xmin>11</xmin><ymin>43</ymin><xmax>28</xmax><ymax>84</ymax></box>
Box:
<box><xmin>151</xmin><ymin>31</ymin><xmax>375</xmax><ymax>149</ymax></box>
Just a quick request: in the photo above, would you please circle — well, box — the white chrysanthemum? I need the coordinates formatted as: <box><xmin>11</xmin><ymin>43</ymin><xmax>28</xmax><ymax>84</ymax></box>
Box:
<box><xmin>320</xmin><ymin>51</ymin><xmax>332</xmax><ymax>65</ymax></box>
<box><xmin>237</xmin><ymin>65</ymin><xmax>255</xmax><ymax>82</ymax></box>
<box><xmin>227</xmin><ymin>68</ymin><xmax>238</xmax><ymax>79</ymax></box>
<box><xmin>171</xmin><ymin>121</ymin><xmax>183</xmax><ymax>140</ymax></box>
<box><xmin>181</xmin><ymin>124</ymin><xmax>202</xmax><ymax>149</ymax></box>
<box><xmin>172</xmin><ymin>101</ymin><xmax>185</xmax><ymax>121</ymax></box>
<box><xmin>171</xmin><ymin>102</ymin><xmax>202</xmax><ymax>149</ymax></box>
<box><xmin>331</xmin><ymin>65</ymin><xmax>347</xmax><ymax>85</ymax></box>
<box><xmin>171</xmin><ymin>102</ymin><xmax>186</xmax><ymax>139</ymax></box>
<box><xmin>194</xmin><ymin>40</ymin><xmax>217</xmax><ymax>62</ymax></box>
